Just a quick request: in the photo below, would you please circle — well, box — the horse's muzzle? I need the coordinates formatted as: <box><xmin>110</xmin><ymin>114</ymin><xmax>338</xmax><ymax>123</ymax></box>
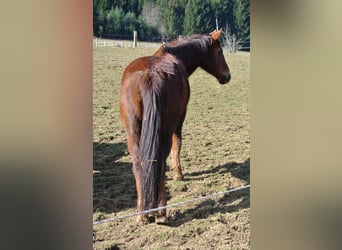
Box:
<box><xmin>219</xmin><ymin>73</ymin><xmax>231</xmax><ymax>84</ymax></box>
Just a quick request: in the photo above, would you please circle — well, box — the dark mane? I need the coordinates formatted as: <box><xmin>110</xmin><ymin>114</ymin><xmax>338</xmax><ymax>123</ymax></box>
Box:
<box><xmin>162</xmin><ymin>34</ymin><xmax>212</xmax><ymax>76</ymax></box>
<box><xmin>164</xmin><ymin>34</ymin><xmax>211</xmax><ymax>56</ymax></box>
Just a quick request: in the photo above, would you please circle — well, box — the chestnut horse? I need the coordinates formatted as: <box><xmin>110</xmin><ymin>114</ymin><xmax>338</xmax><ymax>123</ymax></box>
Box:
<box><xmin>120</xmin><ymin>29</ymin><xmax>231</xmax><ymax>223</ymax></box>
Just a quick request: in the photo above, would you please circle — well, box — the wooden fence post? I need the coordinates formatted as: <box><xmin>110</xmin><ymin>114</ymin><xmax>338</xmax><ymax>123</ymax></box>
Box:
<box><xmin>133</xmin><ymin>31</ymin><xmax>138</xmax><ymax>48</ymax></box>
<box><xmin>232</xmin><ymin>34</ymin><xmax>236</xmax><ymax>53</ymax></box>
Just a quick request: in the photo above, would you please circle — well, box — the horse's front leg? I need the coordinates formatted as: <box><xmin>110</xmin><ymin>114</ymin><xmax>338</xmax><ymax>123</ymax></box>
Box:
<box><xmin>171</xmin><ymin>112</ymin><xmax>186</xmax><ymax>180</ymax></box>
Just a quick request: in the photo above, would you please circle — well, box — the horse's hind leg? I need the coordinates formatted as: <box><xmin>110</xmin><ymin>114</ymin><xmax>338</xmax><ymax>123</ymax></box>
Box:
<box><xmin>124</xmin><ymin>136</ymin><xmax>148</xmax><ymax>223</ymax></box>
<box><xmin>155</xmin><ymin>164</ymin><xmax>167</xmax><ymax>224</ymax></box>
<box><xmin>121</xmin><ymin>107</ymin><xmax>149</xmax><ymax>223</ymax></box>
<box><xmin>131</xmin><ymin>159</ymin><xmax>149</xmax><ymax>223</ymax></box>
<box><xmin>171</xmin><ymin>112</ymin><xmax>186</xmax><ymax>180</ymax></box>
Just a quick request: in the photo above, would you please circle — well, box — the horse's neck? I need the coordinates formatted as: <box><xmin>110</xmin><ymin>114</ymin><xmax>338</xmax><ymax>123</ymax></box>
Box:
<box><xmin>185</xmin><ymin>63</ymin><xmax>198</xmax><ymax>76</ymax></box>
<box><xmin>155</xmin><ymin>45</ymin><xmax>202</xmax><ymax>76</ymax></box>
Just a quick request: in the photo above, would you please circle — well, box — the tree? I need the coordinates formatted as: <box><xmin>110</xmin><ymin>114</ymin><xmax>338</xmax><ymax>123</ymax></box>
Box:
<box><xmin>122</xmin><ymin>11</ymin><xmax>137</xmax><ymax>33</ymax></box>
<box><xmin>159</xmin><ymin>0</ymin><xmax>185</xmax><ymax>40</ymax></box>
<box><xmin>140</xmin><ymin>1</ymin><xmax>165</xmax><ymax>36</ymax></box>
<box><xmin>183</xmin><ymin>0</ymin><xmax>214</xmax><ymax>36</ymax></box>
<box><xmin>92</xmin><ymin>0</ymin><xmax>250</xmax><ymax>47</ymax></box>
<box><xmin>106</xmin><ymin>6</ymin><xmax>124</xmax><ymax>34</ymax></box>
<box><xmin>93</xmin><ymin>0</ymin><xmax>110</xmax><ymax>36</ymax></box>
<box><xmin>211</xmin><ymin>0</ymin><xmax>234</xmax><ymax>32</ymax></box>
<box><xmin>233</xmin><ymin>0</ymin><xmax>250</xmax><ymax>41</ymax></box>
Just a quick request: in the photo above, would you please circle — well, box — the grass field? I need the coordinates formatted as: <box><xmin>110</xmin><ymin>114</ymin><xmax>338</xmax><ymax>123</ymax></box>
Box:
<box><xmin>93</xmin><ymin>45</ymin><xmax>250</xmax><ymax>249</ymax></box>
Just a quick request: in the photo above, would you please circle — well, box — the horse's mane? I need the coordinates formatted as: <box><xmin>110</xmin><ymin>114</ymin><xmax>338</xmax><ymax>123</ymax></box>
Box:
<box><xmin>164</xmin><ymin>34</ymin><xmax>212</xmax><ymax>56</ymax></box>
<box><xmin>153</xmin><ymin>34</ymin><xmax>212</xmax><ymax>75</ymax></box>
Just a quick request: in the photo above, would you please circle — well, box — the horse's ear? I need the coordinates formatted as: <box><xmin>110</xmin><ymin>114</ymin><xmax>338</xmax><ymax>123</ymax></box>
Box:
<box><xmin>210</xmin><ymin>28</ymin><xmax>222</xmax><ymax>41</ymax></box>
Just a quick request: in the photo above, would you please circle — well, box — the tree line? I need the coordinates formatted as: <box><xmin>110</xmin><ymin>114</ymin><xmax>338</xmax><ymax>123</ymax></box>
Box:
<box><xmin>93</xmin><ymin>0</ymin><xmax>250</xmax><ymax>43</ymax></box>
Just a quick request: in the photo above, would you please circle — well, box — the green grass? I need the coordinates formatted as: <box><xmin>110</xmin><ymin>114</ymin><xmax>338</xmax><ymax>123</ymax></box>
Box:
<box><xmin>93</xmin><ymin>45</ymin><xmax>250</xmax><ymax>249</ymax></box>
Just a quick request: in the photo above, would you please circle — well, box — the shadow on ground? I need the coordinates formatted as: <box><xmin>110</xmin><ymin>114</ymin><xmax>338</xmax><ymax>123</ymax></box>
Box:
<box><xmin>93</xmin><ymin>142</ymin><xmax>250</xmax><ymax>227</ymax></box>
<box><xmin>185</xmin><ymin>158</ymin><xmax>250</xmax><ymax>184</ymax></box>
<box><xmin>169</xmin><ymin>158</ymin><xmax>250</xmax><ymax>227</ymax></box>
<box><xmin>93</xmin><ymin>142</ymin><xmax>136</xmax><ymax>213</ymax></box>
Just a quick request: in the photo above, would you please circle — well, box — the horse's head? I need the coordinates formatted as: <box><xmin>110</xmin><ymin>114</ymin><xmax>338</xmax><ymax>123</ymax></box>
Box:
<box><xmin>201</xmin><ymin>29</ymin><xmax>231</xmax><ymax>84</ymax></box>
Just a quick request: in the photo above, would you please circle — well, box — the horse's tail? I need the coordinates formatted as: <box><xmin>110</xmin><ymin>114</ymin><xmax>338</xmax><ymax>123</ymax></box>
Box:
<box><xmin>139</xmin><ymin>75</ymin><xmax>164</xmax><ymax>211</ymax></box>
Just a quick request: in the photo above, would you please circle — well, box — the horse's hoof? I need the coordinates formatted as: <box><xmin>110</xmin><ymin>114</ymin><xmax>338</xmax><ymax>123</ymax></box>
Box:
<box><xmin>136</xmin><ymin>214</ymin><xmax>150</xmax><ymax>224</ymax></box>
<box><xmin>155</xmin><ymin>215</ymin><xmax>168</xmax><ymax>225</ymax></box>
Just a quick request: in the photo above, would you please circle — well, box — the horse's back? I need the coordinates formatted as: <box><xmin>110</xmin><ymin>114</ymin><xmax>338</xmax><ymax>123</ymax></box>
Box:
<box><xmin>120</xmin><ymin>54</ymin><xmax>190</xmax><ymax>136</ymax></box>
<box><xmin>121</xmin><ymin>54</ymin><xmax>186</xmax><ymax>86</ymax></box>
<box><xmin>121</xmin><ymin>54</ymin><xmax>189</xmax><ymax>104</ymax></box>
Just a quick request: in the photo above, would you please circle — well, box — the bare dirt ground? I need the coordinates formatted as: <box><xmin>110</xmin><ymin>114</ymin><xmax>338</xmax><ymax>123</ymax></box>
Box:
<box><xmin>93</xmin><ymin>46</ymin><xmax>250</xmax><ymax>249</ymax></box>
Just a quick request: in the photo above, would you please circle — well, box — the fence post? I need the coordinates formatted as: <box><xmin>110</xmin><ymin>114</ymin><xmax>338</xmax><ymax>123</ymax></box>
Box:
<box><xmin>232</xmin><ymin>34</ymin><xmax>236</xmax><ymax>53</ymax></box>
<box><xmin>133</xmin><ymin>30</ymin><xmax>138</xmax><ymax>48</ymax></box>
<box><xmin>95</xmin><ymin>37</ymin><xmax>98</xmax><ymax>47</ymax></box>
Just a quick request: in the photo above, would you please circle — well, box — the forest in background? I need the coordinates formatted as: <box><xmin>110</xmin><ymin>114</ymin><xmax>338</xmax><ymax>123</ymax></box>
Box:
<box><xmin>93</xmin><ymin>0</ymin><xmax>249</xmax><ymax>43</ymax></box>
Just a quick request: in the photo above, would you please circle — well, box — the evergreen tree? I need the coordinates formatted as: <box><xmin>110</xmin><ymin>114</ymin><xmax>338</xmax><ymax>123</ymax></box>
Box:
<box><xmin>122</xmin><ymin>11</ymin><xmax>137</xmax><ymax>33</ymax></box>
<box><xmin>183</xmin><ymin>0</ymin><xmax>215</xmax><ymax>36</ymax></box>
<box><xmin>159</xmin><ymin>0</ymin><xmax>185</xmax><ymax>39</ymax></box>
<box><xmin>198</xmin><ymin>0</ymin><xmax>215</xmax><ymax>33</ymax></box>
<box><xmin>233</xmin><ymin>0</ymin><xmax>250</xmax><ymax>40</ymax></box>
<box><xmin>93</xmin><ymin>0</ymin><xmax>110</xmax><ymax>37</ymax></box>
<box><xmin>183</xmin><ymin>0</ymin><xmax>195</xmax><ymax>35</ymax></box>
<box><xmin>106</xmin><ymin>6</ymin><xmax>124</xmax><ymax>34</ymax></box>
<box><xmin>92</xmin><ymin>0</ymin><xmax>250</xmax><ymax>48</ymax></box>
<box><xmin>215</xmin><ymin>0</ymin><xmax>234</xmax><ymax>33</ymax></box>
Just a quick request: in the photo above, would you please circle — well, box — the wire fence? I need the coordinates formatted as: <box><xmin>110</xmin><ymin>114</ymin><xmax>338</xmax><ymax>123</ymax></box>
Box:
<box><xmin>93</xmin><ymin>184</ymin><xmax>250</xmax><ymax>225</ymax></box>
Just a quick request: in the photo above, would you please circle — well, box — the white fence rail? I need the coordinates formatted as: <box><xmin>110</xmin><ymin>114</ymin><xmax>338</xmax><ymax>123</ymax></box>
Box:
<box><xmin>93</xmin><ymin>38</ymin><xmax>161</xmax><ymax>49</ymax></box>
<box><xmin>93</xmin><ymin>37</ymin><xmax>250</xmax><ymax>52</ymax></box>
